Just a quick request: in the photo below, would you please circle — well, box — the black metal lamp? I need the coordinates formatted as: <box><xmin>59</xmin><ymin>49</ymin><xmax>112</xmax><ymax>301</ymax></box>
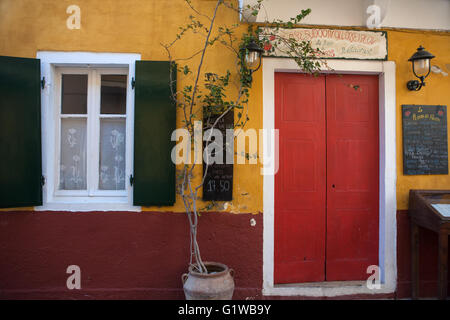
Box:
<box><xmin>407</xmin><ymin>46</ymin><xmax>435</xmax><ymax>91</ymax></box>
<box><xmin>243</xmin><ymin>39</ymin><xmax>264</xmax><ymax>73</ymax></box>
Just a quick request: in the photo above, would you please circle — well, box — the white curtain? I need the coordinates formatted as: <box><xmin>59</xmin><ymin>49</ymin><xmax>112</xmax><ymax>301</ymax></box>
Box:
<box><xmin>59</xmin><ymin>118</ymin><xmax>87</xmax><ymax>190</ymax></box>
<box><xmin>99</xmin><ymin>119</ymin><xmax>126</xmax><ymax>190</ymax></box>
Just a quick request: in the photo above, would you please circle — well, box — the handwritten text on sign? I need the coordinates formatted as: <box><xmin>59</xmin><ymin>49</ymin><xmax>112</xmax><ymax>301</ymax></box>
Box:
<box><xmin>402</xmin><ymin>105</ymin><xmax>448</xmax><ymax>175</ymax></box>
<box><xmin>262</xmin><ymin>28</ymin><xmax>387</xmax><ymax>60</ymax></box>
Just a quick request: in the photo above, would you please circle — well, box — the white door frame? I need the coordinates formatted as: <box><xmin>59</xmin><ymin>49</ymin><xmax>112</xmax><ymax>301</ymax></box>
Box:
<box><xmin>262</xmin><ymin>58</ymin><xmax>397</xmax><ymax>297</ymax></box>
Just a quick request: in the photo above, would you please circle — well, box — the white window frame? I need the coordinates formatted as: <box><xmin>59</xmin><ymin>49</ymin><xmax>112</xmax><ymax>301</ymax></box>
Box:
<box><xmin>55</xmin><ymin>67</ymin><xmax>128</xmax><ymax>198</ymax></box>
<box><xmin>36</xmin><ymin>51</ymin><xmax>141</xmax><ymax>212</ymax></box>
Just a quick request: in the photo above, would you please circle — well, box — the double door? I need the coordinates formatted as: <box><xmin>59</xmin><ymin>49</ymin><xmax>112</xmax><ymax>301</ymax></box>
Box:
<box><xmin>274</xmin><ymin>73</ymin><xmax>379</xmax><ymax>283</ymax></box>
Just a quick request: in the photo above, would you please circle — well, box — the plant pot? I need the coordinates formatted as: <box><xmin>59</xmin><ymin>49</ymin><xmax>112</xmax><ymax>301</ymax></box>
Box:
<box><xmin>182</xmin><ymin>261</ymin><xmax>235</xmax><ymax>300</ymax></box>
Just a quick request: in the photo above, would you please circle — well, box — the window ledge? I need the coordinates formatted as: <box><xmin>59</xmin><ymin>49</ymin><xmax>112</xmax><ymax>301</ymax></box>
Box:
<box><xmin>35</xmin><ymin>202</ymin><xmax>140</xmax><ymax>212</ymax></box>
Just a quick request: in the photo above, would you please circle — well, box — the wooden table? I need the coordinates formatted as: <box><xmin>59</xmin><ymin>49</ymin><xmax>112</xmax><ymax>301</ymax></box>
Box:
<box><xmin>409</xmin><ymin>190</ymin><xmax>450</xmax><ymax>300</ymax></box>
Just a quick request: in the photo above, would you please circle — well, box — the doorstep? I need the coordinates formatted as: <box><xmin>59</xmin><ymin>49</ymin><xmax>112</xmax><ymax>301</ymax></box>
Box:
<box><xmin>275</xmin><ymin>281</ymin><xmax>366</xmax><ymax>289</ymax></box>
<box><xmin>263</xmin><ymin>280</ymin><xmax>395</xmax><ymax>298</ymax></box>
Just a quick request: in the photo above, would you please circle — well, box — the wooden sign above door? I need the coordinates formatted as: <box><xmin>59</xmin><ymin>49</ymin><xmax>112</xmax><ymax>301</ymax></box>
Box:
<box><xmin>260</xmin><ymin>28</ymin><xmax>387</xmax><ymax>60</ymax></box>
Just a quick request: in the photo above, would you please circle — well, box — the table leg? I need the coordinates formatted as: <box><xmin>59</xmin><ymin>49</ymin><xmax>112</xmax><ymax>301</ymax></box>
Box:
<box><xmin>438</xmin><ymin>231</ymin><xmax>448</xmax><ymax>300</ymax></box>
<box><xmin>411</xmin><ymin>221</ymin><xmax>419</xmax><ymax>300</ymax></box>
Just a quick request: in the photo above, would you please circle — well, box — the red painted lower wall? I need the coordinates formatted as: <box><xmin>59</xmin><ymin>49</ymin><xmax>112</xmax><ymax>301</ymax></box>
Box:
<box><xmin>0</xmin><ymin>211</ymin><xmax>263</xmax><ymax>299</ymax></box>
<box><xmin>1</xmin><ymin>209</ymin><xmax>449</xmax><ymax>299</ymax></box>
<box><xmin>397</xmin><ymin>210</ymin><xmax>450</xmax><ymax>299</ymax></box>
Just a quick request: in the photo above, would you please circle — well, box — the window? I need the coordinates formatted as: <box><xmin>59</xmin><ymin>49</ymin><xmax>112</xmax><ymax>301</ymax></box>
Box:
<box><xmin>56</xmin><ymin>69</ymin><xmax>128</xmax><ymax>197</ymax></box>
<box><xmin>0</xmin><ymin>52</ymin><xmax>176</xmax><ymax>210</ymax></box>
<box><xmin>38</xmin><ymin>52</ymin><xmax>139</xmax><ymax>211</ymax></box>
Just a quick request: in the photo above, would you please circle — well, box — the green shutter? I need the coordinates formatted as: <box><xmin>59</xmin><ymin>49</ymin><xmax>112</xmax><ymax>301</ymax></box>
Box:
<box><xmin>0</xmin><ymin>56</ymin><xmax>42</xmax><ymax>208</ymax></box>
<box><xmin>133</xmin><ymin>61</ymin><xmax>176</xmax><ymax>206</ymax></box>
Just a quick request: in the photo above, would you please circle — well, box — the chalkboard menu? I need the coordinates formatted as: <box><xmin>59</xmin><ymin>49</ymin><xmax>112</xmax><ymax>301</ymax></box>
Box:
<box><xmin>402</xmin><ymin>105</ymin><xmax>448</xmax><ymax>175</ymax></box>
<box><xmin>203</xmin><ymin>111</ymin><xmax>234</xmax><ymax>201</ymax></box>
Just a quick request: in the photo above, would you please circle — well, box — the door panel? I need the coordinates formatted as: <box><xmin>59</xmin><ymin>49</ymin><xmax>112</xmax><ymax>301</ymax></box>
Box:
<box><xmin>325</xmin><ymin>74</ymin><xmax>379</xmax><ymax>281</ymax></box>
<box><xmin>274</xmin><ymin>73</ymin><xmax>379</xmax><ymax>283</ymax></box>
<box><xmin>274</xmin><ymin>73</ymin><xmax>326</xmax><ymax>284</ymax></box>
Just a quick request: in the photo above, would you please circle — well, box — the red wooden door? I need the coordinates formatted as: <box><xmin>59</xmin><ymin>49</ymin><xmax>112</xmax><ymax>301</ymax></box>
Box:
<box><xmin>325</xmin><ymin>74</ymin><xmax>379</xmax><ymax>281</ymax></box>
<box><xmin>274</xmin><ymin>73</ymin><xmax>326</xmax><ymax>284</ymax></box>
<box><xmin>274</xmin><ymin>73</ymin><xmax>379</xmax><ymax>284</ymax></box>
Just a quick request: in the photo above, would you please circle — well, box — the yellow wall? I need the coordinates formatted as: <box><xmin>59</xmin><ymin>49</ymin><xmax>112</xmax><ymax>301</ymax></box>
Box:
<box><xmin>388</xmin><ymin>30</ymin><xmax>450</xmax><ymax>210</ymax></box>
<box><xmin>0</xmin><ymin>0</ymin><xmax>263</xmax><ymax>214</ymax></box>
<box><xmin>0</xmin><ymin>0</ymin><xmax>448</xmax><ymax>213</ymax></box>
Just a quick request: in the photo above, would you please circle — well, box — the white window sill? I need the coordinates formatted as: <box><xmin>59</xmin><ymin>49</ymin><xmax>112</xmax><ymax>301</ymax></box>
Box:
<box><xmin>35</xmin><ymin>202</ymin><xmax>140</xmax><ymax>212</ymax></box>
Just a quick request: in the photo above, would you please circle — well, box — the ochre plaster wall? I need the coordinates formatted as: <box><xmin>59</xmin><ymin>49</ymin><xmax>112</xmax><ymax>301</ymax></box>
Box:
<box><xmin>0</xmin><ymin>1</ymin><xmax>449</xmax><ymax>213</ymax></box>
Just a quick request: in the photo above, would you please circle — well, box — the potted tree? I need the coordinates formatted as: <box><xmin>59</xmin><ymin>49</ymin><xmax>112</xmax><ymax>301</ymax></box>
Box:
<box><xmin>162</xmin><ymin>0</ymin><xmax>324</xmax><ymax>300</ymax></box>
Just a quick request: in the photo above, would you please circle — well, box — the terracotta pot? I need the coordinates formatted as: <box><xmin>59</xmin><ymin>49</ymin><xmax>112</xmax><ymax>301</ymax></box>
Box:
<box><xmin>182</xmin><ymin>261</ymin><xmax>235</xmax><ymax>300</ymax></box>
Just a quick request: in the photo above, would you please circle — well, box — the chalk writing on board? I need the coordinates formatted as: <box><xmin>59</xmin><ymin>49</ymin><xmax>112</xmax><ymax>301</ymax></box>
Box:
<box><xmin>203</xmin><ymin>111</ymin><xmax>234</xmax><ymax>201</ymax></box>
<box><xmin>402</xmin><ymin>105</ymin><xmax>448</xmax><ymax>175</ymax></box>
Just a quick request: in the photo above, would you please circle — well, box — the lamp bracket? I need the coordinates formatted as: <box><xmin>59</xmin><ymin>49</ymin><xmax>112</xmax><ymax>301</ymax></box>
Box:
<box><xmin>407</xmin><ymin>79</ymin><xmax>427</xmax><ymax>91</ymax></box>
<box><xmin>407</xmin><ymin>75</ymin><xmax>426</xmax><ymax>91</ymax></box>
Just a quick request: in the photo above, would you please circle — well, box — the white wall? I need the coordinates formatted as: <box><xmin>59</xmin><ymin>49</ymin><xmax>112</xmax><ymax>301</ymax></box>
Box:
<box><xmin>241</xmin><ymin>0</ymin><xmax>450</xmax><ymax>31</ymax></box>
<box><xmin>379</xmin><ymin>0</ymin><xmax>450</xmax><ymax>30</ymax></box>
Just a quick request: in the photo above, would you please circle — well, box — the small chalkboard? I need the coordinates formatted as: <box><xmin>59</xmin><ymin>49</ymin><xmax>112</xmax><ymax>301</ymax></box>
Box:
<box><xmin>402</xmin><ymin>105</ymin><xmax>448</xmax><ymax>175</ymax></box>
<box><xmin>202</xmin><ymin>111</ymin><xmax>234</xmax><ymax>201</ymax></box>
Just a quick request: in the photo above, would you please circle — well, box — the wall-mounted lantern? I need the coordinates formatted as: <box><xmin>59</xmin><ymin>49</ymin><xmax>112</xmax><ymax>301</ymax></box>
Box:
<box><xmin>243</xmin><ymin>39</ymin><xmax>264</xmax><ymax>73</ymax></box>
<box><xmin>407</xmin><ymin>45</ymin><xmax>435</xmax><ymax>91</ymax></box>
